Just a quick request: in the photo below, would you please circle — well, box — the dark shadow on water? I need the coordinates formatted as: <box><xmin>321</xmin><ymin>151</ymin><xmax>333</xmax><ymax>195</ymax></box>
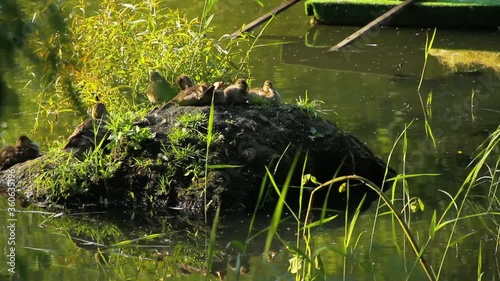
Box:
<box><xmin>0</xmin><ymin>77</ymin><xmax>20</xmax><ymax>121</ymax></box>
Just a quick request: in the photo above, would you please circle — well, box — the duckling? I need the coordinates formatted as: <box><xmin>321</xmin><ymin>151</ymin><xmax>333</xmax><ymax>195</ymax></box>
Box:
<box><xmin>92</xmin><ymin>95</ymin><xmax>107</xmax><ymax>119</ymax></box>
<box><xmin>223</xmin><ymin>78</ymin><xmax>249</xmax><ymax>105</ymax></box>
<box><xmin>16</xmin><ymin>135</ymin><xmax>40</xmax><ymax>159</ymax></box>
<box><xmin>175</xmin><ymin>74</ymin><xmax>194</xmax><ymax>90</ymax></box>
<box><xmin>0</xmin><ymin>146</ymin><xmax>15</xmax><ymax>170</ymax></box>
<box><xmin>210</xmin><ymin>261</ymin><xmax>227</xmax><ymax>281</ymax></box>
<box><xmin>63</xmin><ymin>98</ymin><xmax>109</xmax><ymax>153</ymax></box>
<box><xmin>174</xmin><ymin>75</ymin><xmax>225</xmax><ymax>105</ymax></box>
<box><xmin>227</xmin><ymin>256</ymin><xmax>251</xmax><ymax>275</ymax></box>
<box><xmin>248</xmin><ymin>80</ymin><xmax>281</xmax><ymax>106</ymax></box>
<box><xmin>146</xmin><ymin>71</ymin><xmax>174</xmax><ymax>104</ymax></box>
<box><xmin>206</xmin><ymin>82</ymin><xmax>226</xmax><ymax>105</ymax></box>
<box><xmin>0</xmin><ymin>135</ymin><xmax>41</xmax><ymax>170</ymax></box>
<box><xmin>63</xmin><ymin>119</ymin><xmax>108</xmax><ymax>153</ymax></box>
<box><xmin>171</xmin><ymin>81</ymin><xmax>225</xmax><ymax>106</ymax></box>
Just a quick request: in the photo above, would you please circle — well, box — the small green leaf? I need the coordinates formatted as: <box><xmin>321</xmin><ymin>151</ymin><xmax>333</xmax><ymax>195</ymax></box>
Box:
<box><xmin>338</xmin><ymin>182</ymin><xmax>347</xmax><ymax>193</ymax></box>
<box><xmin>418</xmin><ymin>198</ymin><xmax>425</xmax><ymax>211</ymax></box>
<box><xmin>302</xmin><ymin>174</ymin><xmax>320</xmax><ymax>185</ymax></box>
<box><xmin>310</xmin><ymin>175</ymin><xmax>320</xmax><ymax>185</ymax></box>
<box><xmin>429</xmin><ymin>210</ymin><xmax>437</xmax><ymax>237</ymax></box>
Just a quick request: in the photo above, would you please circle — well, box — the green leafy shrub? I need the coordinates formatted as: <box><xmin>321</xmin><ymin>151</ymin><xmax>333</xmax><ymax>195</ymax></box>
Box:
<box><xmin>105</xmin><ymin>107</ymin><xmax>155</xmax><ymax>151</ymax></box>
<box><xmin>32</xmin><ymin>0</ymin><xmax>247</xmax><ymax>117</ymax></box>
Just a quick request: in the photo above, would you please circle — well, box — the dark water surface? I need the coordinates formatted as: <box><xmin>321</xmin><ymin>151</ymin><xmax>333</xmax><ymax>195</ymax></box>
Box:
<box><xmin>1</xmin><ymin>0</ymin><xmax>499</xmax><ymax>280</ymax></box>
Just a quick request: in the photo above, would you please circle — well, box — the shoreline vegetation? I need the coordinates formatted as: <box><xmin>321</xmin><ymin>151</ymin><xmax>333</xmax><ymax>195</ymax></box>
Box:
<box><xmin>0</xmin><ymin>0</ymin><xmax>499</xmax><ymax>280</ymax></box>
<box><xmin>0</xmin><ymin>0</ymin><xmax>397</xmax><ymax>216</ymax></box>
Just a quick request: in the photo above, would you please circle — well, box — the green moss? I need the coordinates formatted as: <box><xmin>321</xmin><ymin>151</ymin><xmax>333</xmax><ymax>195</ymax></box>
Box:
<box><xmin>27</xmin><ymin>106</ymin><xmax>228</xmax><ymax>205</ymax></box>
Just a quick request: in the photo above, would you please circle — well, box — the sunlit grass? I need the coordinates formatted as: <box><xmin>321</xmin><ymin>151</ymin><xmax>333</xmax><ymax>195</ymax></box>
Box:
<box><xmin>295</xmin><ymin>90</ymin><xmax>330</xmax><ymax>118</ymax></box>
<box><xmin>27</xmin><ymin>0</ymin><xmax>248</xmax><ymax>136</ymax></box>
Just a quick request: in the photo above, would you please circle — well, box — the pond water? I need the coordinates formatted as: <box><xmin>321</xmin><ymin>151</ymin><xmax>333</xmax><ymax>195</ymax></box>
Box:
<box><xmin>1</xmin><ymin>0</ymin><xmax>499</xmax><ymax>280</ymax></box>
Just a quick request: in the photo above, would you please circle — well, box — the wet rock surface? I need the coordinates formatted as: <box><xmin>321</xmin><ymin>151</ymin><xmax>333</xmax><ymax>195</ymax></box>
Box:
<box><xmin>0</xmin><ymin>104</ymin><xmax>396</xmax><ymax>214</ymax></box>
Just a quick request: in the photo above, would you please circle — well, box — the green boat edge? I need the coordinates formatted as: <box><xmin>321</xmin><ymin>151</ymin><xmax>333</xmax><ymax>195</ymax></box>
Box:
<box><xmin>305</xmin><ymin>0</ymin><xmax>500</xmax><ymax>28</ymax></box>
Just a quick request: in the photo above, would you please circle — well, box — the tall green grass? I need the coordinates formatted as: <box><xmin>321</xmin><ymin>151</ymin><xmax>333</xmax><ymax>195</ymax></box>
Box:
<box><xmin>417</xmin><ymin>28</ymin><xmax>438</xmax><ymax>147</ymax></box>
<box><xmin>252</xmin><ymin>123</ymin><xmax>499</xmax><ymax>281</ymax></box>
<box><xmin>433</xmin><ymin>126</ymin><xmax>500</xmax><ymax>279</ymax></box>
<box><xmin>418</xmin><ymin>28</ymin><xmax>437</xmax><ymax>92</ymax></box>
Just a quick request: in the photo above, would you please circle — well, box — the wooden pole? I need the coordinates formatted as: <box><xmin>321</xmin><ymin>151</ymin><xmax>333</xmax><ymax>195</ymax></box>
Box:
<box><xmin>231</xmin><ymin>0</ymin><xmax>302</xmax><ymax>39</ymax></box>
<box><xmin>326</xmin><ymin>0</ymin><xmax>415</xmax><ymax>52</ymax></box>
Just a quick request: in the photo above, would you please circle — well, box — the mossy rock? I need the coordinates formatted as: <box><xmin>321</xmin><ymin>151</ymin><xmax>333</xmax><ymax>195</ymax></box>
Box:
<box><xmin>0</xmin><ymin>104</ymin><xmax>396</xmax><ymax>215</ymax></box>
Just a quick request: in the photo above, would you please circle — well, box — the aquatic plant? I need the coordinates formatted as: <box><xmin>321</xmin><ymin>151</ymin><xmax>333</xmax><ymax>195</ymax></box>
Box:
<box><xmin>418</xmin><ymin>28</ymin><xmax>437</xmax><ymax>91</ymax></box>
<box><xmin>232</xmin><ymin>122</ymin><xmax>499</xmax><ymax>281</ymax></box>
<box><xmin>417</xmin><ymin>28</ymin><xmax>438</xmax><ymax>147</ymax></box>
<box><xmin>295</xmin><ymin>90</ymin><xmax>329</xmax><ymax>118</ymax></box>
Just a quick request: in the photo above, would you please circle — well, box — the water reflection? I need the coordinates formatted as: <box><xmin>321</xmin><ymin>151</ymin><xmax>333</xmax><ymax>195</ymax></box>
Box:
<box><xmin>2</xmin><ymin>195</ymin><xmax>499</xmax><ymax>280</ymax></box>
<box><xmin>282</xmin><ymin>25</ymin><xmax>500</xmax><ymax>78</ymax></box>
<box><xmin>0</xmin><ymin>198</ymin><xmax>298</xmax><ymax>280</ymax></box>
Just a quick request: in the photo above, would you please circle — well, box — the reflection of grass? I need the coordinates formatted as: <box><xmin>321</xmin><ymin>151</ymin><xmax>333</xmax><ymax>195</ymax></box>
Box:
<box><xmin>429</xmin><ymin>49</ymin><xmax>500</xmax><ymax>73</ymax></box>
<box><xmin>434</xmin><ymin>125</ymin><xmax>500</xmax><ymax>279</ymax></box>
<box><xmin>250</xmin><ymin>123</ymin><xmax>500</xmax><ymax>281</ymax></box>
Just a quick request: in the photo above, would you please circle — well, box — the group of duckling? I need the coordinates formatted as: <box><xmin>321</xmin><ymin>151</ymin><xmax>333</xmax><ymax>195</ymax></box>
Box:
<box><xmin>147</xmin><ymin>71</ymin><xmax>281</xmax><ymax>106</ymax></box>
<box><xmin>0</xmin><ymin>95</ymin><xmax>107</xmax><ymax>169</ymax></box>
<box><xmin>0</xmin><ymin>72</ymin><xmax>281</xmax><ymax>170</ymax></box>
